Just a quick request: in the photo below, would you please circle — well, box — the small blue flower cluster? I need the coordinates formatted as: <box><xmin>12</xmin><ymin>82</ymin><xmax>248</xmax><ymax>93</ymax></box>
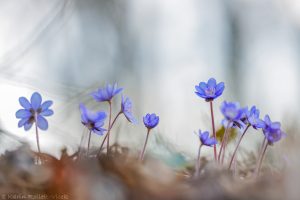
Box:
<box><xmin>15</xmin><ymin>83</ymin><xmax>159</xmax><ymax>157</ymax></box>
<box><xmin>194</xmin><ymin>78</ymin><xmax>286</xmax><ymax>174</ymax></box>
<box><xmin>14</xmin><ymin>78</ymin><xmax>285</xmax><ymax>174</ymax></box>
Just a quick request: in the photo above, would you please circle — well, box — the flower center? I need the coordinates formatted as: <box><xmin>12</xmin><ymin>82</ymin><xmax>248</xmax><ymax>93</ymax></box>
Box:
<box><xmin>205</xmin><ymin>87</ymin><xmax>215</xmax><ymax>96</ymax></box>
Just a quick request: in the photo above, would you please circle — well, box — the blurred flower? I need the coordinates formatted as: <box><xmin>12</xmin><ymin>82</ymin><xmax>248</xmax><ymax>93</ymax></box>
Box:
<box><xmin>16</xmin><ymin>92</ymin><xmax>53</xmax><ymax>131</ymax></box>
<box><xmin>198</xmin><ymin>130</ymin><xmax>217</xmax><ymax>147</ymax></box>
<box><xmin>244</xmin><ymin>106</ymin><xmax>265</xmax><ymax>129</ymax></box>
<box><xmin>263</xmin><ymin>115</ymin><xmax>285</xmax><ymax>144</ymax></box>
<box><xmin>121</xmin><ymin>96</ymin><xmax>137</xmax><ymax>124</ymax></box>
<box><xmin>91</xmin><ymin>83</ymin><xmax>123</xmax><ymax>102</ymax></box>
<box><xmin>195</xmin><ymin>78</ymin><xmax>225</xmax><ymax>101</ymax></box>
<box><xmin>143</xmin><ymin>113</ymin><xmax>159</xmax><ymax>129</ymax></box>
<box><xmin>220</xmin><ymin>101</ymin><xmax>245</xmax><ymax>128</ymax></box>
<box><xmin>80</xmin><ymin>103</ymin><xmax>107</xmax><ymax>135</ymax></box>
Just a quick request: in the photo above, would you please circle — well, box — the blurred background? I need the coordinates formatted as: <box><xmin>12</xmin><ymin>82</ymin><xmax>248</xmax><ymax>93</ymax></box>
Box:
<box><xmin>0</xmin><ymin>0</ymin><xmax>299</xmax><ymax>158</ymax></box>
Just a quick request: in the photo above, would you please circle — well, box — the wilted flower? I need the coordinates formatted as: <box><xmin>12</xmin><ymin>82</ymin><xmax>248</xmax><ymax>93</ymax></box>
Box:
<box><xmin>91</xmin><ymin>83</ymin><xmax>123</xmax><ymax>102</ymax></box>
<box><xmin>198</xmin><ymin>130</ymin><xmax>217</xmax><ymax>147</ymax></box>
<box><xmin>143</xmin><ymin>113</ymin><xmax>159</xmax><ymax>129</ymax></box>
<box><xmin>16</xmin><ymin>92</ymin><xmax>53</xmax><ymax>131</ymax></box>
<box><xmin>80</xmin><ymin>103</ymin><xmax>107</xmax><ymax>135</ymax></box>
<box><xmin>220</xmin><ymin>101</ymin><xmax>245</xmax><ymax>128</ymax></box>
<box><xmin>263</xmin><ymin>115</ymin><xmax>285</xmax><ymax>144</ymax></box>
<box><xmin>195</xmin><ymin>78</ymin><xmax>225</xmax><ymax>101</ymax></box>
<box><xmin>121</xmin><ymin>96</ymin><xmax>137</xmax><ymax>124</ymax></box>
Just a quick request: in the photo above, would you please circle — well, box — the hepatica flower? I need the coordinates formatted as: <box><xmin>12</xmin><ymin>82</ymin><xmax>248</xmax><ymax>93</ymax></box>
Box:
<box><xmin>16</xmin><ymin>92</ymin><xmax>53</xmax><ymax>131</ymax></box>
<box><xmin>121</xmin><ymin>96</ymin><xmax>137</xmax><ymax>124</ymax></box>
<box><xmin>195</xmin><ymin>78</ymin><xmax>225</xmax><ymax>102</ymax></box>
<box><xmin>143</xmin><ymin>113</ymin><xmax>159</xmax><ymax>129</ymax></box>
<box><xmin>80</xmin><ymin>104</ymin><xmax>107</xmax><ymax>135</ymax></box>
<box><xmin>243</xmin><ymin>106</ymin><xmax>265</xmax><ymax>129</ymax></box>
<box><xmin>91</xmin><ymin>83</ymin><xmax>123</xmax><ymax>102</ymax></box>
<box><xmin>198</xmin><ymin>130</ymin><xmax>217</xmax><ymax>147</ymax></box>
<box><xmin>263</xmin><ymin>115</ymin><xmax>285</xmax><ymax>144</ymax></box>
<box><xmin>220</xmin><ymin>101</ymin><xmax>245</xmax><ymax>128</ymax></box>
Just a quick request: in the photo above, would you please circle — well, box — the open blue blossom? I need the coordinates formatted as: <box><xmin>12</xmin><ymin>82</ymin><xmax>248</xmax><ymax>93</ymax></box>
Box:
<box><xmin>80</xmin><ymin>103</ymin><xmax>107</xmax><ymax>135</ymax></box>
<box><xmin>16</xmin><ymin>92</ymin><xmax>53</xmax><ymax>131</ymax></box>
<box><xmin>121</xmin><ymin>96</ymin><xmax>137</xmax><ymax>124</ymax></box>
<box><xmin>263</xmin><ymin>115</ymin><xmax>285</xmax><ymax>144</ymax></box>
<box><xmin>240</xmin><ymin>106</ymin><xmax>265</xmax><ymax>129</ymax></box>
<box><xmin>220</xmin><ymin>101</ymin><xmax>246</xmax><ymax>128</ymax></box>
<box><xmin>91</xmin><ymin>83</ymin><xmax>123</xmax><ymax>102</ymax></box>
<box><xmin>198</xmin><ymin>130</ymin><xmax>217</xmax><ymax>147</ymax></box>
<box><xmin>195</xmin><ymin>78</ymin><xmax>225</xmax><ymax>101</ymax></box>
<box><xmin>143</xmin><ymin>113</ymin><xmax>159</xmax><ymax>129</ymax></box>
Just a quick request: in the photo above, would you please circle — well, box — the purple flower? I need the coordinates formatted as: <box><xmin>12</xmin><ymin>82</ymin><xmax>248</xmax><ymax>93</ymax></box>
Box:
<box><xmin>220</xmin><ymin>101</ymin><xmax>246</xmax><ymax>128</ymax></box>
<box><xmin>80</xmin><ymin>103</ymin><xmax>107</xmax><ymax>135</ymax></box>
<box><xmin>91</xmin><ymin>83</ymin><xmax>123</xmax><ymax>102</ymax></box>
<box><xmin>198</xmin><ymin>130</ymin><xmax>217</xmax><ymax>147</ymax></box>
<box><xmin>16</xmin><ymin>92</ymin><xmax>53</xmax><ymax>131</ymax></box>
<box><xmin>195</xmin><ymin>78</ymin><xmax>225</xmax><ymax>101</ymax></box>
<box><xmin>263</xmin><ymin>115</ymin><xmax>285</xmax><ymax>144</ymax></box>
<box><xmin>244</xmin><ymin>106</ymin><xmax>265</xmax><ymax>129</ymax></box>
<box><xmin>121</xmin><ymin>96</ymin><xmax>137</xmax><ymax>124</ymax></box>
<box><xmin>143</xmin><ymin>113</ymin><xmax>159</xmax><ymax>129</ymax></box>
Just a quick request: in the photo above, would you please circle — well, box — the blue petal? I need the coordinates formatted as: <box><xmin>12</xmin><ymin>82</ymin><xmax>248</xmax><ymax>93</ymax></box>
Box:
<box><xmin>37</xmin><ymin>115</ymin><xmax>48</xmax><ymax>130</ymax></box>
<box><xmin>41</xmin><ymin>100</ymin><xmax>53</xmax><ymax>111</ymax></box>
<box><xmin>195</xmin><ymin>92</ymin><xmax>207</xmax><ymax>99</ymax></box>
<box><xmin>79</xmin><ymin>103</ymin><xmax>89</xmax><ymax>123</ymax></box>
<box><xmin>207</xmin><ymin>78</ymin><xmax>217</xmax><ymax>88</ymax></box>
<box><xmin>200</xmin><ymin>130</ymin><xmax>209</xmax><ymax>141</ymax></box>
<box><xmin>18</xmin><ymin>118</ymin><xmax>29</xmax><ymax>127</ymax></box>
<box><xmin>24</xmin><ymin>122</ymin><xmax>33</xmax><ymax>131</ymax></box>
<box><xmin>31</xmin><ymin>92</ymin><xmax>42</xmax><ymax>110</ymax></box>
<box><xmin>16</xmin><ymin>109</ymin><xmax>32</xmax><ymax>119</ymax></box>
<box><xmin>40</xmin><ymin>109</ymin><xmax>54</xmax><ymax>116</ymax></box>
<box><xmin>19</xmin><ymin>97</ymin><xmax>32</xmax><ymax>109</ymax></box>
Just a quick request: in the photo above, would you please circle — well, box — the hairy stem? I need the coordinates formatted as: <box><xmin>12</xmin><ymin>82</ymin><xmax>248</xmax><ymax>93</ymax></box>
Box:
<box><xmin>209</xmin><ymin>101</ymin><xmax>217</xmax><ymax>161</ymax></box>
<box><xmin>87</xmin><ymin>130</ymin><xmax>92</xmax><ymax>155</ymax></box>
<box><xmin>218</xmin><ymin>122</ymin><xmax>231</xmax><ymax>163</ymax></box>
<box><xmin>98</xmin><ymin>111</ymin><xmax>122</xmax><ymax>156</ymax></box>
<box><xmin>106</xmin><ymin>101</ymin><xmax>112</xmax><ymax>154</ymax></box>
<box><xmin>194</xmin><ymin>144</ymin><xmax>203</xmax><ymax>178</ymax></box>
<box><xmin>255</xmin><ymin>140</ymin><xmax>268</xmax><ymax>177</ymax></box>
<box><xmin>228</xmin><ymin>125</ymin><xmax>250</xmax><ymax>169</ymax></box>
<box><xmin>139</xmin><ymin>129</ymin><xmax>151</xmax><ymax>161</ymax></box>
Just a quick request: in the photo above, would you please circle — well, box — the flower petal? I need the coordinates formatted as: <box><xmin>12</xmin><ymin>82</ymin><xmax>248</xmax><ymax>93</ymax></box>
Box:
<box><xmin>18</xmin><ymin>118</ymin><xmax>29</xmax><ymax>127</ymax></box>
<box><xmin>16</xmin><ymin>109</ymin><xmax>32</xmax><ymax>119</ymax></box>
<box><xmin>207</xmin><ymin>78</ymin><xmax>217</xmax><ymax>88</ymax></box>
<box><xmin>19</xmin><ymin>97</ymin><xmax>32</xmax><ymax>109</ymax></box>
<box><xmin>31</xmin><ymin>92</ymin><xmax>42</xmax><ymax>110</ymax></box>
<box><xmin>24</xmin><ymin>122</ymin><xmax>33</xmax><ymax>131</ymax></box>
<box><xmin>40</xmin><ymin>109</ymin><xmax>54</xmax><ymax>116</ymax></box>
<box><xmin>41</xmin><ymin>100</ymin><xmax>53</xmax><ymax>111</ymax></box>
<box><xmin>37</xmin><ymin>115</ymin><xmax>48</xmax><ymax>130</ymax></box>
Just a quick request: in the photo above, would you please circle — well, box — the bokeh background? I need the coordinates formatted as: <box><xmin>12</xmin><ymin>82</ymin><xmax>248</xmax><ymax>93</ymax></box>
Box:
<box><xmin>0</xmin><ymin>0</ymin><xmax>299</xmax><ymax>157</ymax></box>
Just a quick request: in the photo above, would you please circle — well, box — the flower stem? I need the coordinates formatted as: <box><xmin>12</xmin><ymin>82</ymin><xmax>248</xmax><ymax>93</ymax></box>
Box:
<box><xmin>218</xmin><ymin>122</ymin><xmax>230</xmax><ymax>163</ymax></box>
<box><xmin>98</xmin><ymin>111</ymin><xmax>122</xmax><ymax>155</ymax></box>
<box><xmin>106</xmin><ymin>101</ymin><xmax>112</xmax><ymax>154</ymax></box>
<box><xmin>209</xmin><ymin>101</ymin><xmax>217</xmax><ymax>161</ymax></box>
<box><xmin>228</xmin><ymin>125</ymin><xmax>250</xmax><ymax>169</ymax></box>
<box><xmin>87</xmin><ymin>130</ymin><xmax>92</xmax><ymax>155</ymax></box>
<box><xmin>139</xmin><ymin>129</ymin><xmax>151</xmax><ymax>161</ymax></box>
<box><xmin>194</xmin><ymin>144</ymin><xmax>203</xmax><ymax>178</ymax></box>
<box><xmin>254</xmin><ymin>137</ymin><xmax>268</xmax><ymax>177</ymax></box>
<box><xmin>34</xmin><ymin>118</ymin><xmax>41</xmax><ymax>164</ymax></box>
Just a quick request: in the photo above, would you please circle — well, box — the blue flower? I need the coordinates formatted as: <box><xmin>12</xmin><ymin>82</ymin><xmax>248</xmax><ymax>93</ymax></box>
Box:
<box><xmin>121</xmin><ymin>96</ymin><xmax>137</xmax><ymax>124</ymax></box>
<box><xmin>195</xmin><ymin>78</ymin><xmax>225</xmax><ymax>101</ymax></box>
<box><xmin>80</xmin><ymin>103</ymin><xmax>107</xmax><ymax>135</ymax></box>
<box><xmin>143</xmin><ymin>113</ymin><xmax>159</xmax><ymax>129</ymax></box>
<box><xmin>91</xmin><ymin>83</ymin><xmax>123</xmax><ymax>102</ymax></box>
<box><xmin>198</xmin><ymin>130</ymin><xmax>217</xmax><ymax>147</ymax></box>
<box><xmin>244</xmin><ymin>106</ymin><xmax>265</xmax><ymax>129</ymax></box>
<box><xmin>16</xmin><ymin>92</ymin><xmax>53</xmax><ymax>131</ymax></box>
<box><xmin>263</xmin><ymin>115</ymin><xmax>285</xmax><ymax>144</ymax></box>
<box><xmin>220</xmin><ymin>101</ymin><xmax>245</xmax><ymax>128</ymax></box>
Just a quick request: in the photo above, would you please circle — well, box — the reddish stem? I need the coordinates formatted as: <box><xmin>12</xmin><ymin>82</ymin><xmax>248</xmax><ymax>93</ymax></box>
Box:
<box><xmin>139</xmin><ymin>129</ymin><xmax>151</xmax><ymax>161</ymax></box>
<box><xmin>209</xmin><ymin>101</ymin><xmax>217</xmax><ymax>161</ymax></box>
<box><xmin>106</xmin><ymin>101</ymin><xmax>112</xmax><ymax>154</ymax></box>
